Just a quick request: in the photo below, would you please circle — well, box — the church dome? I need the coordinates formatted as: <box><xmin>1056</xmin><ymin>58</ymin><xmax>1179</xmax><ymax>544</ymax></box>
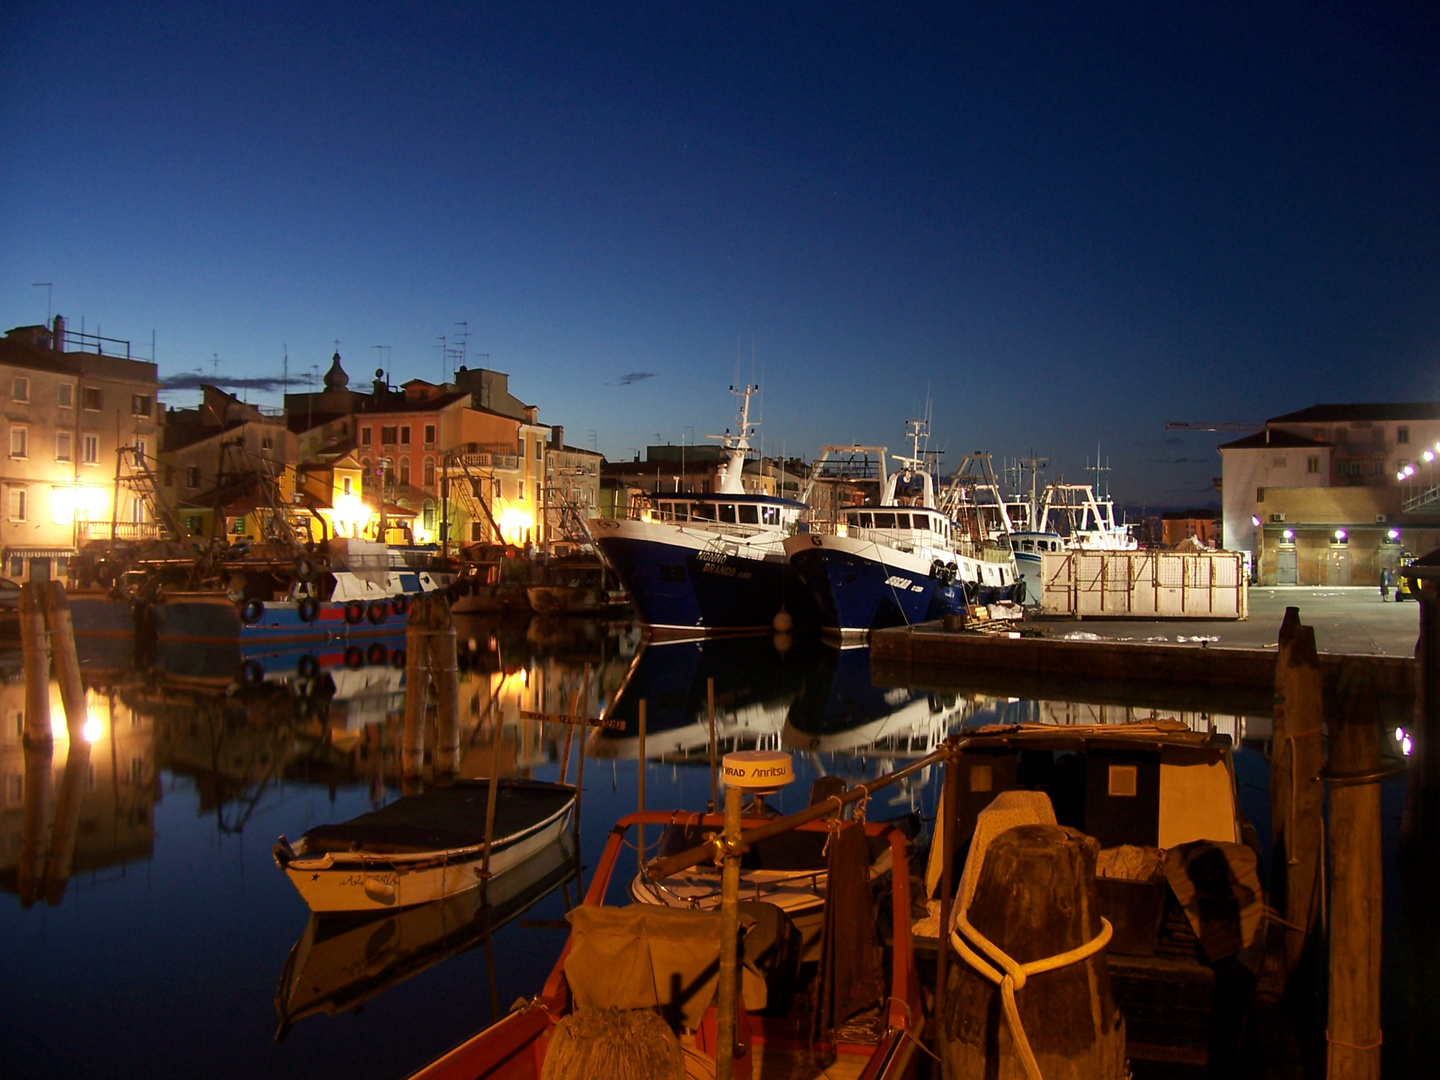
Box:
<box><xmin>323</xmin><ymin>350</ymin><xmax>349</xmax><ymax>391</ymax></box>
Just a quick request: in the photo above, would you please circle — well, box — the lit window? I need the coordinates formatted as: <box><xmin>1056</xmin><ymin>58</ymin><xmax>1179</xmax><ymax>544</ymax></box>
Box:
<box><xmin>82</xmin><ymin>434</ymin><xmax>99</xmax><ymax>464</ymax></box>
<box><xmin>11</xmin><ymin>376</ymin><xmax>29</xmax><ymax>402</ymax></box>
<box><xmin>9</xmin><ymin>425</ymin><xmax>27</xmax><ymax>458</ymax></box>
<box><xmin>342</xmin><ymin>476</ymin><xmax>352</xmax><ymax>495</ymax></box>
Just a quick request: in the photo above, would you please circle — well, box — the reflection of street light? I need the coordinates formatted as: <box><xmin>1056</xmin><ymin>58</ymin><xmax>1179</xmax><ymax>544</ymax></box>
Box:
<box><xmin>1334</xmin><ymin>529</ymin><xmax>1347</xmax><ymax>542</ymax></box>
<box><xmin>1282</xmin><ymin>529</ymin><xmax>1294</xmax><ymax>541</ymax></box>
<box><xmin>1251</xmin><ymin>514</ymin><xmax>1261</xmax><ymax>527</ymax></box>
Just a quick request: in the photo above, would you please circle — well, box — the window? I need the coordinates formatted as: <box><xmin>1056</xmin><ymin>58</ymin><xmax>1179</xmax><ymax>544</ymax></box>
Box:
<box><xmin>12</xmin><ymin>376</ymin><xmax>29</xmax><ymax>402</ymax></box>
<box><xmin>57</xmin><ymin>384</ymin><xmax>73</xmax><ymax>409</ymax></box>
<box><xmin>55</xmin><ymin>432</ymin><xmax>72</xmax><ymax>462</ymax></box>
<box><xmin>1335</xmin><ymin>427</ymin><xmax>1349</xmax><ymax>445</ymax></box>
<box><xmin>8</xmin><ymin>487</ymin><xmax>26</xmax><ymax>521</ymax></box>
<box><xmin>82</xmin><ymin>387</ymin><xmax>101</xmax><ymax>411</ymax></box>
<box><xmin>423</xmin><ymin>459</ymin><xmax>435</xmax><ymax>487</ymax></box>
<box><xmin>423</xmin><ymin>505</ymin><xmax>436</xmax><ymax>531</ymax></box>
<box><xmin>361</xmin><ymin>426</ymin><xmax>372</xmax><ymax>446</ymax></box>
<box><xmin>399</xmin><ymin>460</ymin><xmax>410</xmax><ymax>486</ymax></box>
<box><xmin>738</xmin><ymin>505</ymin><xmax>759</xmax><ymax>525</ymax></box>
<box><xmin>260</xmin><ymin>435</ymin><xmax>273</xmax><ymax>451</ymax></box>
<box><xmin>1307</xmin><ymin>456</ymin><xmax>1320</xmax><ymax>474</ymax></box>
<box><xmin>133</xmin><ymin>437</ymin><xmax>146</xmax><ymax>459</ymax></box>
<box><xmin>8</xmin><ymin>556</ymin><xmax>22</xmax><ymax>578</ymax></box>
<box><xmin>1398</xmin><ymin>427</ymin><xmax>1410</xmax><ymax>444</ymax></box>
<box><xmin>424</xmin><ymin>424</ymin><xmax>436</xmax><ymax>446</ymax></box>
<box><xmin>535</xmin><ymin>439</ymin><xmax>543</xmax><ymax>460</ymax></box>
<box><xmin>185</xmin><ymin>515</ymin><xmax>202</xmax><ymax>535</ymax></box>
<box><xmin>9</xmin><ymin>425</ymin><xmax>26</xmax><ymax>458</ymax></box>
<box><xmin>82</xmin><ymin>434</ymin><xmax>99</xmax><ymax>464</ymax></box>
<box><xmin>342</xmin><ymin>476</ymin><xmax>352</xmax><ymax>495</ymax></box>
<box><xmin>381</xmin><ymin>425</ymin><xmax>398</xmax><ymax>446</ymax></box>
<box><xmin>131</xmin><ymin>394</ymin><xmax>151</xmax><ymax>417</ymax></box>
<box><xmin>534</xmin><ymin>481</ymin><xmax>541</xmax><ymax>504</ymax></box>
<box><xmin>400</xmin><ymin>426</ymin><xmax>411</xmax><ymax>447</ymax></box>
<box><xmin>186</xmin><ymin>466</ymin><xmax>201</xmax><ymax>488</ymax></box>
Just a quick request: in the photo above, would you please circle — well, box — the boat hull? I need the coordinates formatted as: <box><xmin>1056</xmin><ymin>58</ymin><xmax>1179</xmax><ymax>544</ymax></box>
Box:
<box><xmin>597</xmin><ymin>531</ymin><xmax>811</xmax><ymax>635</ymax></box>
<box><xmin>786</xmin><ymin>538</ymin><xmax>950</xmax><ymax>636</ymax></box>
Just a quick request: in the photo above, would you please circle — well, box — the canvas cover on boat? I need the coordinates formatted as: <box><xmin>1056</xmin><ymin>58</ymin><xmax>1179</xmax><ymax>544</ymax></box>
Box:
<box><xmin>1161</xmin><ymin>839</ymin><xmax>1264</xmax><ymax>963</ymax></box>
<box><xmin>301</xmin><ymin>780</ymin><xmax>573</xmax><ymax>856</ymax></box>
<box><xmin>563</xmin><ymin>905</ymin><xmax>767</xmax><ymax>1028</ymax></box>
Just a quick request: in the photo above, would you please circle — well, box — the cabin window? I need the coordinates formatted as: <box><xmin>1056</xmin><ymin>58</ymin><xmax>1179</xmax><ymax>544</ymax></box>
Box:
<box><xmin>894</xmin><ymin>513</ymin><xmax>910</xmax><ymax>529</ymax></box>
<box><xmin>969</xmin><ymin>764</ymin><xmax>993</xmax><ymax>793</ymax></box>
<box><xmin>858</xmin><ymin>513</ymin><xmax>872</xmax><ymax>528</ymax></box>
<box><xmin>1108</xmin><ymin>765</ymin><xmax>1138</xmax><ymax>797</ymax></box>
<box><xmin>873</xmin><ymin>512</ymin><xmax>896</xmax><ymax>529</ymax></box>
<box><xmin>738</xmin><ymin>505</ymin><xmax>759</xmax><ymax>525</ymax></box>
<box><xmin>761</xmin><ymin>505</ymin><xmax>779</xmax><ymax>525</ymax></box>
<box><xmin>914</xmin><ymin>515</ymin><xmax>930</xmax><ymax>533</ymax></box>
<box><xmin>718</xmin><ymin>504</ymin><xmax>737</xmax><ymax>524</ymax></box>
<box><xmin>692</xmin><ymin>503</ymin><xmax>716</xmax><ymax>521</ymax></box>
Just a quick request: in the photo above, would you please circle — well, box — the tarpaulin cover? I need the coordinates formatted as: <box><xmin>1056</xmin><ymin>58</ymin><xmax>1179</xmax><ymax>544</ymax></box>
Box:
<box><xmin>564</xmin><ymin>905</ymin><xmax>766</xmax><ymax>1029</ymax></box>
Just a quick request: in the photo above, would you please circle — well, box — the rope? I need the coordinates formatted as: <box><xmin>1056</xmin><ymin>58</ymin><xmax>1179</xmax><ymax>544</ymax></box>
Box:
<box><xmin>1326</xmin><ymin>1029</ymin><xmax>1383</xmax><ymax>1051</ymax></box>
<box><xmin>949</xmin><ymin>908</ymin><xmax>1113</xmax><ymax>1080</ymax></box>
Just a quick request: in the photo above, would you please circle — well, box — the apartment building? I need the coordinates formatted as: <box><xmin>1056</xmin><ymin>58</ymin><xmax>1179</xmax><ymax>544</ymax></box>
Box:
<box><xmin>1219</xmin><ymin>402</ymin><xmax>1440</xmax><ymax>585</ymax></box>
<box><xmin>0</xmin><ymin>317</ymin><xmax>160</xmax><ymax>582</ymax></box>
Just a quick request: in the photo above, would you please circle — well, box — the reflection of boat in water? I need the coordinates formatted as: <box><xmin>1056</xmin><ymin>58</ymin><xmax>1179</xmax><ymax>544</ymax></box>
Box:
<box><xmin>273</xmin><ymin>778</ymin><xmax>576</xmax><ymax>912</ymax></box>
<box><xmin>588</xmin><ymin>634</ymin><xmax>817</xmax><ymax>760</ymax></box>
<box><xmin>274</xmin><ymin>831</ymin><xmax>579</xmax><ymax>1040</ymax></box>
<box><xmin>783</xmin><ymin>644</ymin><xmax>972</xmax><ymax>756</ymax></box>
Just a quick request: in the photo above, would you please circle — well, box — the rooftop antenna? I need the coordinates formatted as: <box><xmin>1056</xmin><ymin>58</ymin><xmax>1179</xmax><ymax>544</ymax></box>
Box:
<box><xmin>455</xmin><ymin>320</ymin><xmax>469</xmax><ymax>371</ymax></box>
<box><xmin>31</xmin><ymin>282</ymin><xmax>52</xmax><ymax>325</ymax></box>
<box><xmin>372</xmin><ymin>345</ymin><xmax>388</xmax><ymax>387</ymax></box>
<box><xmin>436</xmin><ymin>335</ymin><xmax>448</xmax><ymax>383</ymax></box>
<box><xmin>282</xmin><ymin>343</ymin><xmax>289</xmax><ymax>407</ymax></box>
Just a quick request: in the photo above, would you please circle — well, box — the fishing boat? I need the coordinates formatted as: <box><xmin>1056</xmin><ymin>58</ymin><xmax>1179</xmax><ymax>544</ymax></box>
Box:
<box><xmin>929</xmin><ymin>720</ymin><xmax>1268</xmax><ymax>1071</ymax></box>
<box><xmin>273</xmin><ymin>778</ymin><xmax>576</xmax><ymax>912</ymax></box>
<box><xmin>403</xmin><ymin>783</ymin><xmax>926</xmax><ymax>1080</ymax></box>
<box><xmin>274</xmin><ymin>832</ymin><xmax>579</xmax><ymax>1040</ymax></box>
<box><xmin>593</xmin><ymin>384</ymin><xmax>818</xmax><ymax>636</ymax></box>
<box><xmin>784</xmin><ymin>419</ymin><xmax>1022</xmax><ymax>638</ymax></box>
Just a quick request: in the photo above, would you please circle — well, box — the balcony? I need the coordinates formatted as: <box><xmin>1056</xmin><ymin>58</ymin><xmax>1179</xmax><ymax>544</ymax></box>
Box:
<box><xmin>77</xmin><ymin>521</ymin><xmax>167</xmax><ymax>542</ymax></box>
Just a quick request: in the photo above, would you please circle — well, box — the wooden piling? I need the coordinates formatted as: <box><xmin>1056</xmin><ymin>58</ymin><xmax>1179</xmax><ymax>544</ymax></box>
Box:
<box><xmin>42</xmin><ymin>740</ymin><xmax>93</xmax><ymax>904</ymax></box>
<box><xmin>637</xmin><ymin>698</ymin><xmax>646</xmax><ymax>874</ymax></box>
<box><xmin>1271</xmin><ymin>607</ymin><xmax>1324</xmax><ymax>975</ymax></box>
<box><xmin>708</xmin><ymin>676</ymin><xmax>718</xmax><ymax>810</ymax></box>
<box><xmin>714</xmin><ymin>777</ymin><xmax>743</xmax><ymax>1080</ymax></box>
<box><xmin>428</xmin><ymin>594</ymin><xmax>461</xmax><ymax>779</ymax></box>
<box><xmin>1325</xmin><ymin>661</ymin><xmax>1383</xmax><ymax>1080</ymax></box>
<box><xmin>943</xmin><ymin>823</ymin><xmax>1125</xmax><ymax>1079</ymax></box>
<box><xmin>935</xmin><ymin>747</ymin><xmax>962</xmax><ymax>1053</ymax></box>
<box><xmin>40</xmin><ymin>581</ymin><xmax>88</xmax><ymax>741</ymax></box>
<box><xmin>19</xmin><ymin>583</ymin><xmax>52</xmax><ymax>746</ymax></box>
<box><xmin>17</xmin><ymin>739</ymin><xmax>53</xmax><ymax>908</ymax></box>
<box><xmin>402</xmin><ymin>596</ymin><xmax>429</xmax><ymax>781</ymax></box>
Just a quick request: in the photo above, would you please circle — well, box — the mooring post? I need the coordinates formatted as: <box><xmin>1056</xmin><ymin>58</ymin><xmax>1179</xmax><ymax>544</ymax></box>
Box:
<box><xmin>17</xmin><ymin>738</ymin><xmax>53</xmax><ymax>908</ymax></box>
<box><xmin>428</xmin><ymin>594</ymin><xmax>460</xmax><ymax>779</ymax></box>
<box><xmin>19</xmin><ymin>584</ymin><xmax>52</xmax><ymax>746</ymax></box>
<box><xmin>573</xmin><ymin>665</ymin><xmax>590</xmax><ymax>846</ymax></box>
<box><xmin>1271</xmin><ymin>606</ymin><xmax>1324</xmax><ymax>976</ymax></box>
<box><xmin>714</xmin><ymin>773</ymin><xmax>742</xmax><ymax>1080</ymax></box>
<box><xmin>637</xmin><ymin>698</ymin><xmax>647</xmax><ymax>874</ymax></box>
<box><xmin>1326</xmin><ymin>660</ymin><xmax>1383</xmax><ymax>1080</ymax></box>
<box><xmin>40</xmin><ymin>581</ymin><xmax>87</xmax><ymax>741</ymax></box>
<box><xmin>42</xmin><ymin>739</ymin><xmax>93</xmax><ymax>905</ymax></box>
<box><xmin>708</xmin><ymin>676</ymin><xmax>718</xmax><ymax>811</ymax></box>
<box><xmin>402</xmin><ymin>595</ymin><xmax>429</xmax><ymax>784</ymax></box>
<box><xmin>935</xmin><ymin>743</ymin><xmax>961</xmax><ymax>1057</ymax></box>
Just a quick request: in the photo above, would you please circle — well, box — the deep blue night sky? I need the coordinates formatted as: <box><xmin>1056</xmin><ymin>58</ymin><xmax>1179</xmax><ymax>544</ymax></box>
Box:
<box><xmin>3</xmin><ymin>2</ymin><xmax>1437</xmax><ymax>504</ymax></box>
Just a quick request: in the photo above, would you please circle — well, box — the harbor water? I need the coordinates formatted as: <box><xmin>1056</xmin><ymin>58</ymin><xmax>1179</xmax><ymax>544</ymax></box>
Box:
<box><xmin>0</xmin><ymin>614</ymin><xmax>1415</xmax><ymax>1079</ymax></box>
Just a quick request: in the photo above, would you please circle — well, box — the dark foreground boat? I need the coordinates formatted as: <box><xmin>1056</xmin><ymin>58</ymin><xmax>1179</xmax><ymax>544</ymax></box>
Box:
<box><xmin>405</xmin><ymin>809</ymin><xmax>923</xmax><ymax>1080</ymax></box>
<box><xmin>273</xmin><ymin>778</ymin><xmax>576</xmax><ymax>912</ymax></box>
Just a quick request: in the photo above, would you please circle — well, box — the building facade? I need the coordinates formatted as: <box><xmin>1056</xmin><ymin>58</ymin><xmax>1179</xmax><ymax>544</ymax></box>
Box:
<box><xmin>0</xmin><ymin>317</ymin><xmax>160</xmax><ymax>581</ymax></box>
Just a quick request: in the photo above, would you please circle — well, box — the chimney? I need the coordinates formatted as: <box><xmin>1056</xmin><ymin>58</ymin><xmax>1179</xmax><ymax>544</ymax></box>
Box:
<box><xmin>551</xmin><ymin>424</ymin><xmax>563</xmax><ymax>449</ymax></box>
<box><xmin>52</xmin><ymin>314</ymin><xmax>65</xmax><ymax>352</ymax></box>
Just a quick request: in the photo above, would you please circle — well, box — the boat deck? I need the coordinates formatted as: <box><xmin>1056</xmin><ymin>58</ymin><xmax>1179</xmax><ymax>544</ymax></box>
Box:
<box><xmin>301</xmin><ymin>780</ymin><xmax>573</xmax><ymax>854</ymax></box>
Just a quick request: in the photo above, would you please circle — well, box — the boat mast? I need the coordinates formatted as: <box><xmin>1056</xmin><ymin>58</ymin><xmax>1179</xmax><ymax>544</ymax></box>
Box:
<box><xmin>709</xmin><ymin>384</ymin><xmax>757</xmax><ymax>496</ymax></box>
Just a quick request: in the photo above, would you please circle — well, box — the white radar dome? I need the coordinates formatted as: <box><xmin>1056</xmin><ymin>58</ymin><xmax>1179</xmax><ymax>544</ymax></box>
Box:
<box><xmin>721</xmin><ymin>750</ymin><xmax>794</xmax><ymax>794</ymax></box>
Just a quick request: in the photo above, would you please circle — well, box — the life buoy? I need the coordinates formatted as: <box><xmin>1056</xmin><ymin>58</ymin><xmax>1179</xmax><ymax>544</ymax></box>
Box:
<box><xmin>367</xmin><ymin>600</ymin><xmax>388</xmax><ymax>625</ymax></box>
<box><xmin>239</xmin><ymin>660</ymin><xmax>265</xmax><ymax>685</ymax></box>
<box><xmin>391</xmin><ymin>595</ymin><xmax>410</xmax><ymax>616</ymax></box>
<box><xmin>297</xmin><ymin>654</ymin><xmax>320</xmax><ymax>679</ymax></box>
<box><xmin>344</xmin><ymin>645</ymin><xmax>365</xmax><ymax>667</ymax></box>
<box><xmin>297</xmin><ymin>597</ymin><xmax>320</xmax><ymax>623</ymax></box>
<box><xmin>294</xmin><ymin>556</ymin><xmax>317</xmax><ymax>583</ymax></box>
<box><xmin>367</xmin><ymin>642</ymin><xmax>388</xmax><ymax>665</ymax></box>
<box><xmin>241</xmin><ymin>599</ymin><xmax>265</xmax><ymax>624</ymax></box>
<box><xmin>344</xmin><ymin>600</ymin><xmax>365</xmax><ymax>624</ymax></box>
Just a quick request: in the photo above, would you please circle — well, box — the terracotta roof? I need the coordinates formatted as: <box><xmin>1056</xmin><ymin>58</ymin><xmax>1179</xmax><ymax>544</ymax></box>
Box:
<box><xmin>1217</xmin><ymin>430</ymin><xmax>1332</xmax><ymax>451</ymax></box>
<box><xmin>1267</xmin><ymin>402</ymin><xmax>1440</xmax><ymax>424</ymax></box>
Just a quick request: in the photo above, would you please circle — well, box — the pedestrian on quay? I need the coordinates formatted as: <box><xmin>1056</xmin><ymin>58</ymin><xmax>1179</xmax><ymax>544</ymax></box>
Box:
<box><xmin>1380</xmin><ymin>567</ymin><xmax>1392</xmax><ymax>601</ymax></box>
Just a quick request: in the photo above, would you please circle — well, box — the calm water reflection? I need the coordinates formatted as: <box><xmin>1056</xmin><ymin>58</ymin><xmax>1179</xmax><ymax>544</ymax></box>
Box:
<box><xmin>0</xmin><ymin>614</ymin><xmax>1411</xmax><ymax>1078</ymax></box>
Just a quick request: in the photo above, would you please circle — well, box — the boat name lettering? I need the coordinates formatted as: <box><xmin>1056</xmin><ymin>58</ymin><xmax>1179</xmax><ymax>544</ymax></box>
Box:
<box><xmin>723</xmin><ymin>765</ymin><xmax>790</xmax><ymax>778</ymax></box>
<box><xmin>340</xmin><ymin>873</ymin><xmax>396</xmax><ymax>887</ymax></box>
<box><xmin>696</xmin><ymin>550</ymin><xmax>729</xmax><ymax>564</ymax></box>
<box><xmin>884</xmin><ymin>575</ymin><xmax>924</xmax><ymax>593</ymax></box>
